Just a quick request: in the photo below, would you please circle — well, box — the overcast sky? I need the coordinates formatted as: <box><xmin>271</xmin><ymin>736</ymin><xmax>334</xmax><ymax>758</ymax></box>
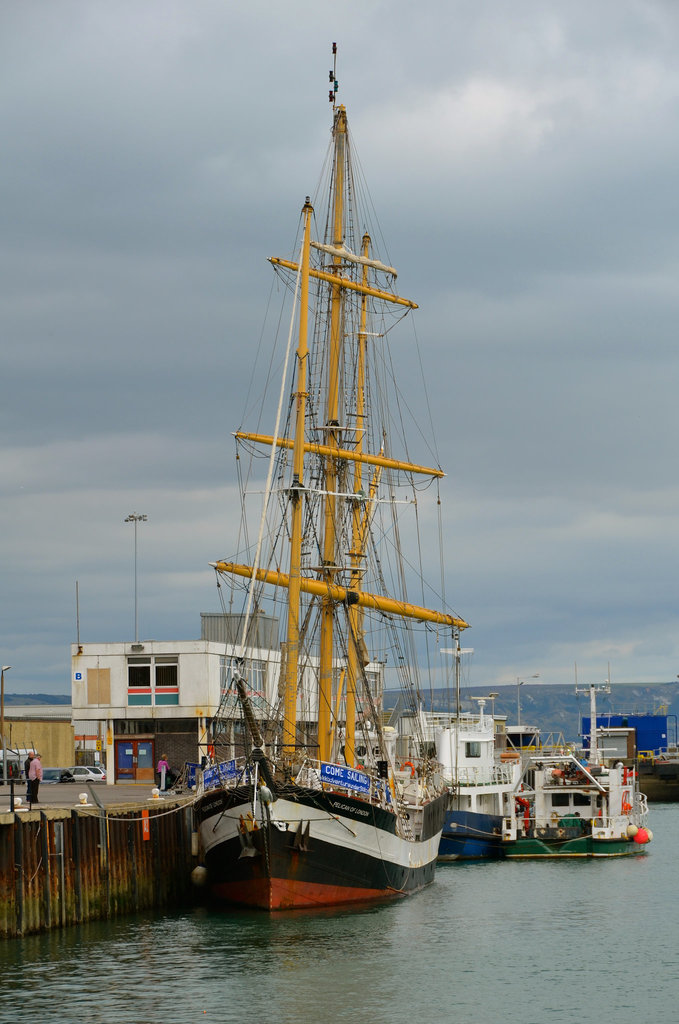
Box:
<box><xmin>2</xmin><ymin>0</ymin><xmax>679</xmax><ymax>695</ymax></box>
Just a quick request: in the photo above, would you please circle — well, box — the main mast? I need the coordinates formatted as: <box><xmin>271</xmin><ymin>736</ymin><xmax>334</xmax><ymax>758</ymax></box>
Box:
<box><xmin>317</xmin><ymin>104</ymin><xmax>347</xmax><ymax>764</ymax></box>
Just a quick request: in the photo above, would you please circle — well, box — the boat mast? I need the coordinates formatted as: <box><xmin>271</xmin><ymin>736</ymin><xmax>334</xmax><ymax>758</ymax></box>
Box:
<box><xmin>318</xmin><ymin>103</ymin><xmax>347</xmax><ymax>764</ymax></box>
<box><xmin>576</xmin><ymin>678</ymin><xmax>611</xmax><ymax>766</ymax></box>
<box><xmin>345</xmin><ymin>231</ymin><xmax>371</xmax><ymax>767</ymax></box>
<box><xmin>282</xmin><ymin>197</ymin><xmax>313</xmax><ymax>757</ymax></box>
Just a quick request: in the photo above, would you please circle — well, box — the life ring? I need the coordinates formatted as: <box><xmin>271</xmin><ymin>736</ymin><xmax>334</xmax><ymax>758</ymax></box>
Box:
<box><xmin>401</xmin><ymin>761</ymin><xmax>416</xmax><ymax>777</ymax></box>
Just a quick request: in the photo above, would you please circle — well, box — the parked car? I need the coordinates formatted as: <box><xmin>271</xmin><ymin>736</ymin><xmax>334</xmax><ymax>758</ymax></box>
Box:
<box><xmin>42</xmin><ymin>768</ymin><xmax>75</xmax><ymax>784</ymax></box>
<box><xmin>69</xmin><ymin>765</ymin><xmax>106</xmax><ymax>783</ymax></box>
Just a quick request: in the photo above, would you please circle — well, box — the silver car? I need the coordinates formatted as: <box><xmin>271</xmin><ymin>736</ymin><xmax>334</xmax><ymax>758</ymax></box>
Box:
<box><xmin>69</xmin><ymin>765</ymin><xmax>107</xmax><ymax>783</ymax></box>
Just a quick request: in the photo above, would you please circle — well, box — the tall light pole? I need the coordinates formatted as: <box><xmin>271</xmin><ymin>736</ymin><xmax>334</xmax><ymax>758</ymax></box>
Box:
<box><xmin>1</xmin><ymin>665</ymin><xmax>11</xmax><ymax>786</ymax></box>
<box><xmin>517</xmin><ymin>674</ymin><xmax>540</xmax><ymax>728</ymax></box>
<box><xmin>124</xmin><ymin>513</ymin><xmax>147</xmax><ymax>642</ymax></box>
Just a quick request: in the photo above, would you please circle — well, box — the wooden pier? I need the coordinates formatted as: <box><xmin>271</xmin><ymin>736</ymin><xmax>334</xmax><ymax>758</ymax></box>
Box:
<box><xmin>0</xmin><ymin>796</ymin><xmax>197</xmax><ymax>938</ymax></box>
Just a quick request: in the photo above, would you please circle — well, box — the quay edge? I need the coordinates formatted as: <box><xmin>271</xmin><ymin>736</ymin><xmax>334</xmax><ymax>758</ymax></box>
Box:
<box><xmin>0</xmin><ymin>797</ymin><xmax>198</xmax><ymax>938</ymax></box>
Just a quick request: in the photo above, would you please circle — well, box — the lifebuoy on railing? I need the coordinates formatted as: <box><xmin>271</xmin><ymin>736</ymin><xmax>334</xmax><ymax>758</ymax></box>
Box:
<box><xmin>401</xmin><ymin>761</ymin><xmax>416</xmax><ymax>777</ymax></box>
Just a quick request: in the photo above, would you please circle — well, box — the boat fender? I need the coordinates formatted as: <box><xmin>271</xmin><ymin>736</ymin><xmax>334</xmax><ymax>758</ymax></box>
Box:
<box><xmin>626</xmin><ymin>823</ymin><xmax>639</xmax><ymax>838</ymax></box>
<box><xmin>191</xmin><ymin>865</ymin><xmax>208</xmax><ymax>887</ymax></box>
<box><xmin>633</xmin><ymin>827</ymin><xmax>650</xmax><ymax>844</ymax></box>
<box><xmin>401</xmin><ymin>762</ymin><xmax>416</xmax><ymax>777</ymax></box>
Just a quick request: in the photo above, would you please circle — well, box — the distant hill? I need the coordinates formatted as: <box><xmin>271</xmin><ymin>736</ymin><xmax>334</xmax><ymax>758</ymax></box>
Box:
<box><xmin>384</xmin><ymin>681</ymin><xmax>679</xmax><ymax>744</ymax></box>
<box><xmin>4</xmin><ymin>693</ymin><xmax>71</xmax><ymax>706</ymax></box>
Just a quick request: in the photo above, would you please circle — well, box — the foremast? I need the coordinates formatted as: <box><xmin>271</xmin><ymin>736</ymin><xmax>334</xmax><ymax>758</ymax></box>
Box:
<box><xmin>282</xmin><ymin>196</ymin><xmax>313</xmax><ymax>756</ymax></box>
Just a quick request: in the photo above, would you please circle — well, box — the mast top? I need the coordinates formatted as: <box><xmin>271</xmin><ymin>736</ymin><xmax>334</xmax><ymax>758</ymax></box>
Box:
<box><xmin>329</xmin><ymin>42</ymin><xmax>339</xmax><ymax>109</ymax></box>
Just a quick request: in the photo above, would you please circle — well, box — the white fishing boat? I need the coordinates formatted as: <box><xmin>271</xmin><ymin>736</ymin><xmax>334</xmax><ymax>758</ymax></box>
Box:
<box><xmin>502</xmin><ymin>684</ymin><xmax>653</xmax><ymax>858</ymax></box>
<box><xmin>193</xmin><ymin>46</ymin><xmax>468</xmax><ymax>910</ymax></box>
<box><xmin>429</xmin><ymin>700</ymin><xmax>520</xmax><ymax>860</ymax></box>
<box><xmin>398</xmin><ymin>646</ymin><xmax>520</xmax><ymax>860</ymax></box>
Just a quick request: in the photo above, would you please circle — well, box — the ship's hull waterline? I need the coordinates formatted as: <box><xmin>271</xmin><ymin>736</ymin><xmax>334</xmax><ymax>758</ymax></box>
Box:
<box><xmin>196</xmin><ymin>786</ymin><xmax>449</xmax><ymax>910</ymax></box>
<box><xmin>502</xmin><ymin>835</ymin><xmax>646</xmax><ymax>858</ymax></box>
<box><xmin>437</xmin><ymin>809</ymin><xmax>504</xmax><ymax>861</ymax></box>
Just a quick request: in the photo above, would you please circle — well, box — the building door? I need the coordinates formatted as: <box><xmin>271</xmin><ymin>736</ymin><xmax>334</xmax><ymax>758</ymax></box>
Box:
<box><xmin>115</xmin><ymin>740</ymin><xmax>155</xmax><ymax>782</ymax></box>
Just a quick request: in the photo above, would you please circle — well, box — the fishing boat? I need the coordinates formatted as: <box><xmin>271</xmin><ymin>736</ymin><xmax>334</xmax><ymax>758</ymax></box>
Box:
<box><xmin>400</xmin><ymin>647</ymin><xmax>520</xmax><ymax>860</ymax></box>
<box><xmin>193</xmin><ymin>47</ymin><xmax>467</xmax><ymax>910</ymax></box>
<box><xmin>502</xmin><ymin>684</ymin><xmax>653</xmax><ymax>858</ymax></box>
<box><xmin>432</xmin><ymin>699</ymin><xmax>520</xmax><ymax>860</ymax></box>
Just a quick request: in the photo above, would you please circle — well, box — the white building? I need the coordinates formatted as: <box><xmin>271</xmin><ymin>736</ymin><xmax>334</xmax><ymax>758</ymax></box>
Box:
<box><xmin>71</xmin><ymin>613</ymin><xmax>384</xmax><ymax>784</ymax></box>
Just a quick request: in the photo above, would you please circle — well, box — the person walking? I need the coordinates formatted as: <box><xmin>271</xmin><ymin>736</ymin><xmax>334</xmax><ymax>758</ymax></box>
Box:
<box><xmin>28</xmin><ymin>753</ymin><xmax>42</xmax><ymax>804</ymax></box>
<box><xmin>157</xmin><ymin>754</ymin><xmax>170</xmax><ymax>791</ymax></box>
<box><xmin>24</xmin><ymin>751</ymin><xmax>34</xmax><ymax>800</ymax></box>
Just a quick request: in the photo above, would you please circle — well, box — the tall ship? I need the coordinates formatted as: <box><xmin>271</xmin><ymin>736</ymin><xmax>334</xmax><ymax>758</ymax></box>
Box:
<box><xmin>194</xmin><ymin>48</ymin><xmax>468</xmax><ymax>910</ymax></box>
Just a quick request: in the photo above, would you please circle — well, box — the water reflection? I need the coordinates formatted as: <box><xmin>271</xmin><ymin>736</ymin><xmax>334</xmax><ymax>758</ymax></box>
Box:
<box><xmin>1</xmin><ymin>806</ymin><xmax>677</xmax><ymax>1024</ymax></box>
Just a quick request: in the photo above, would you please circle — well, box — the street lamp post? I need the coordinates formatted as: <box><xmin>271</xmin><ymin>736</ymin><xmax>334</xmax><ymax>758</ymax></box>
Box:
<box><xmin>516</xmin><ymin>674</ymin><xmax>540</xmax><ymax>728</ymax></box>
<box><xmin>124</xmin><ymin>513</ymin><xmax>148</xmax><ymax>642</ymax></box>
<box><xmin>1</xmin><ymin>665</ymin><xmax>11</xmax><ymax>787</ymax></box>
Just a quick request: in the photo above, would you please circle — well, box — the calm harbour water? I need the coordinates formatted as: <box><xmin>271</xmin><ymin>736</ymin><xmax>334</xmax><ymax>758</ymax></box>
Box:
<box><xmin>2</xmin><ymin>803</ymin><xmax>677</xmax><ymax>1024</ymax></box>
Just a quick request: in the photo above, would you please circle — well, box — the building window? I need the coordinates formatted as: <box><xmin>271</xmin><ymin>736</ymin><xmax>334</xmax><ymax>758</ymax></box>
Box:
<box><xmin>128</xmin><ymin>657</ymin><xmax>179</xmax><ymax>706</ymax></box>
<box><xmin>220</xmin><ymin>656</ymin><xmax>267</xmax><ymax>710</ymax></box>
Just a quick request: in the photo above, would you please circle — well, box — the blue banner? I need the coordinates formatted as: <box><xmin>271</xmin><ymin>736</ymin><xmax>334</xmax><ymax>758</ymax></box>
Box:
<box><xmin>320</xmin><ymin>762</ymin><xmax>371</xmax><ymax>794</ymax></box>
<box><xmin>202</xmin><ymin>765</ymin><xmax>220</xmax><ymax>789</ymax></box>
<box><xmin>218</xmin><ymin>759</ymin><xmax>238</xmax><ymax>782</ymax></box>
<box><xmin>202</xmin><ymin>759</ymin><xmax>238</xmax><ymax>790</ymax></box>
<box><xmin>184</xmin><ymin>762</ymin><xmax>200</xmax><ymax>788</ymax></box>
